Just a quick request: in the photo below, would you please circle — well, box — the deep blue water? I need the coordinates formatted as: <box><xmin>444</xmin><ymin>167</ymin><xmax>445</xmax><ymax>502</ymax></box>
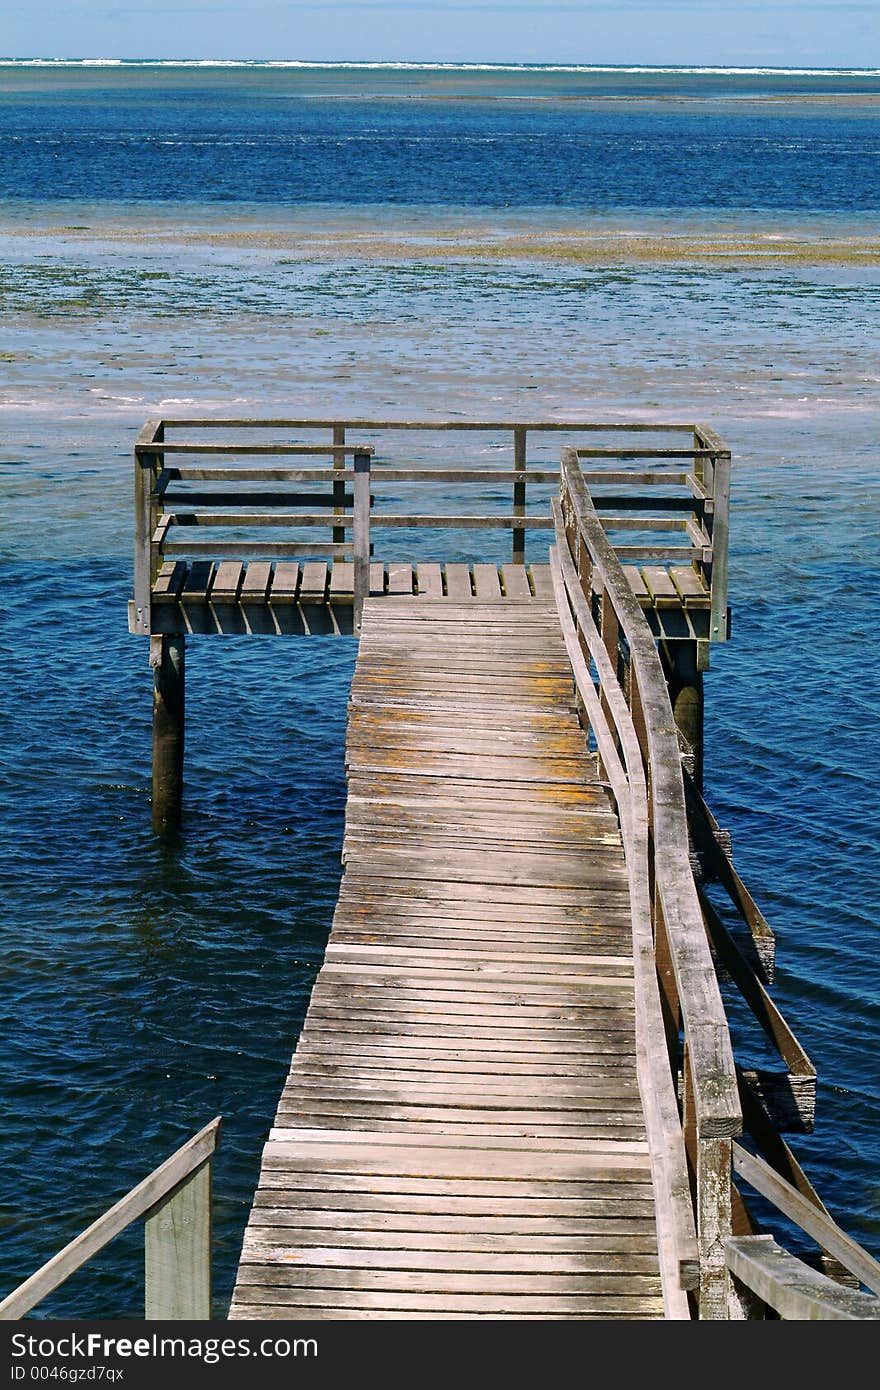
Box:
<box><xmin>2</xmin><ymin>64</ymin><xmax>880</xmax><ymax>210</ymax></box>
<box><xmin>0</xmin><ymin>64</ymin><xmax>878</xmax><ymax>1318</ymax></box>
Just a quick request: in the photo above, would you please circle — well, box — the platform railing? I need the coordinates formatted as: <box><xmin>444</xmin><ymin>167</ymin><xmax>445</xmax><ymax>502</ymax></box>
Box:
<box><xmin>554</xmin><ymin>446</ymin><xmax>741</xmax><ymax>1318</ymax></box>
<box><xmin>132</xmin><ymin>417</ymin><xmax>730</xmax><ymax>640</ymax></box>
<box><xmin>0</xmin><ymin>1119</ymin><xmax>220</xmax><ymax>1321</ymax></box>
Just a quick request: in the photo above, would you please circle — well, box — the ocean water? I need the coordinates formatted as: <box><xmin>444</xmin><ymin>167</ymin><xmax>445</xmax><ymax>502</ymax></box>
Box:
<box><xmin>0</xmin><ymin>64</ymin><xmax>878</xmax><ymax>1317</ymax></box>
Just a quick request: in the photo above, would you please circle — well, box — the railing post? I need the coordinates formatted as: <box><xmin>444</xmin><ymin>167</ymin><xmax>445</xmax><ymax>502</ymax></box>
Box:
<box><xmin>513</xmin><ymin>426</ymin><xmax>526</xmax><ymax>564</ymax></box>
<box><xmin>353</xmin><ymin>449</ymin><xmax>371</xmax><ymax>634</ymax></box>
<box><xmin>695</xmin><ymin>427</ymin><xmax>731</xmax><ymax>644</ymax></box>
<box><xmin>332</xmin><ymin>423</ymin><xmax>346</xmax><ymax>546</ymax></box>
<box><xmin>145</xmin><ymin>1156</ymin><xmax>212</xmax><ymax>1320</ymax></box>
<box><xmin>132</xmin><ymin>420</ymin><xmax>163</xmax><ymax>636</ymax></box>
<box><xmin>708</xmin><ymin>447</ymin><xmax>731</xmax><ymax>642</ymax></box>
<box><xmin>696</xmin><ymin>1133</ymin><xmax>734</xmax><ymax>1318</ymax></box>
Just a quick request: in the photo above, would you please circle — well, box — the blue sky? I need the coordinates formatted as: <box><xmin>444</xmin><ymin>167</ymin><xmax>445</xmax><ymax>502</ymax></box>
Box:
<box><xmin>2</xmin><ymin>1</ymin><xmax>879</xmax><ymax>67</ymax></box>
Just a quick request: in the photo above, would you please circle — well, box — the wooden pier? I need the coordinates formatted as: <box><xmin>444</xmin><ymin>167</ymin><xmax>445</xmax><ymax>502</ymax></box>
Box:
<box><xmin>231</xmin><ymin>591</ymin><xmax>670</xmax><ymax>1320</ymax></box>
<box><xmin>129</xmin><ymin>418</ymin><xmax>880</xmax><ymax>1320</ymax></box>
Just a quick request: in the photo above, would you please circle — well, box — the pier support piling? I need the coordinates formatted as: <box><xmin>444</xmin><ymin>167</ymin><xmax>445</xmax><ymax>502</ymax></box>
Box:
<box><xmin>151</xmin><ymin>634</ymin><xmax>185</xmax><ymax>834</ymax></box>
<box><xmin>668</xmin><ymin>641</ymin><xmax>704</xmax><ymax>791</ymax></box>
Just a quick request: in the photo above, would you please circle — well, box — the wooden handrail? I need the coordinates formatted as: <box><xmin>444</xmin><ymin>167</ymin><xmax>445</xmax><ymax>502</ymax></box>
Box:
<box><xmin>0</xmin><ymin>1118</ymin><xmax>220</xmax><ymax>1321</ymax></box>
<box><xmin>557</xmin><ymin>446</ymin><xmax>741</xmax><ymax>1317</ymax></box>
<box><xmin>731</xmin><ymin>1143</ymin><xmax>880</xmax><ymax>1296</ymax></box>
<box><xmin>549</xmin><ymin>524</ymin><xmax>696</xmax><ymax>1317</ymax></box>
<box><xmin>725</xmin><ymin>1236</ymin><xmax>880</xmax><ymax>1320</ymax></box>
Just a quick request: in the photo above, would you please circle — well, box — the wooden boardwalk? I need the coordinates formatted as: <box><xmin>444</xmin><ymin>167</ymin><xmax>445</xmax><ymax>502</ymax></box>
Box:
<box><xmin>229</xmin><ymin>581</ymin><xmax>665</xmax><ymax>1320</ymax></box>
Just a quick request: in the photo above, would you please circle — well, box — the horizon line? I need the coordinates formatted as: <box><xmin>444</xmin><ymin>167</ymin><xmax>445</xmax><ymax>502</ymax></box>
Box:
<box><xmin>2</xmin><ymin>59</ymin><xmax>880</xmax><ymax>76</ymax></box>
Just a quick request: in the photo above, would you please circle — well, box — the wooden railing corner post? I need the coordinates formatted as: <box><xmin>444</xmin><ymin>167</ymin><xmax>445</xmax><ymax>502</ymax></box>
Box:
<box><xmin>132</xmin><ymin>419</ymin><xmax>163</xmax><ymax>637</ymax></box>
<box><xmin>0</xmin><ymin>1118</ymin><xmax>221</xmax><ymax>1322</ymax></box>
<box><xmin>708</xmin><ymin>449</ymin><xmax>731</xmax><ymax>644</ymax></box>
<box><xmin>145</xmin><ymin>1153</ymin><xmax>213</xmax><ymax>1320</ymax></box>
<box><xmin>513</xmin><ymin>425</ymin><xmax>527</xmax><ymax>564</ymax></box>
<box><xmin>352</xmin><ymin>448</ymin><xmax>372</xmax><ymax>634</ymax></box>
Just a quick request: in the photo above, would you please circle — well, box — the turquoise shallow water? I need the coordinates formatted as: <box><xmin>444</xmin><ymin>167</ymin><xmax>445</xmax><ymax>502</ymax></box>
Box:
<box><xmin>1</xmin><ymin>65</ymin><xmax>879</xmax><ymax>1315</ymax></box>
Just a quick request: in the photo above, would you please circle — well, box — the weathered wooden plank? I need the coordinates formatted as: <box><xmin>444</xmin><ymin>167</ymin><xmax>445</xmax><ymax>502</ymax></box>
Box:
<box><xmin>416</xmin><ymin>563</ymin><xmax>444</xmax><ymax>598</ymax></box>
<box><xmin>248</xmin><ymin>1205</ymin><xmax>657</xmax><ymax>1230</ymax></box>
<box><xmin>230</xmin><ymin>1288</ymin><xmax>662</xmax><ymax>1316</ymax></box>
<box><xmin>501</xmin><ymin>565</ymin><xmax>533</xmax><ymax>600</ymax></box>
<box><xmin>528</xmin><ymin>564</ymin><xmax>554</xmax><ymax>597</ymax></box>
<box><xmin>210</xmin><ymin>560</ymin><xmax>244</xmax><ymax>603</ymax></box>
<box><xmin>239</xmin><ymin>1241</ymin><xmax>660</xmax><ymax>1274</ymax></box>
<box><xmin>622</xmin><ymin>565</ymin><xmax>649</xmax><ymax>602</ymax></box>
<box><xmin>234</xmin><ymin>1265</ymin><xmax>661</xmax><ymax>1294</ymax></box>
<box><xmin>299</xmin><ymin>560</ymin><xmax>329</xmax><ymax>601</ymax></box>
<box><xmin>152</xmin><ymin>559</ymin><xmax>187</xmax><ymax>603</ymax></box>
<box><xmin>247</xmin><ymin>1230</ymin><xmax>658</xmax><ymax>1263</ymax></box>
<box><xmin>473</xmin><ymin>563</ymin><xmax>503</xmax><ymax>600</ymax></box>
<box><xmin>329</xmin><ymin>561</ymin><xmax>355</xmax><ymax>600</ymax></box>
<box><xmin>145</xmin><ymin>1159</ymin><xmax>212</xmax><ymax>1320</ymax></box>
<box><xmin>387</xmin><ymin>563</ymin><xmax>415</xmax><ymax>596</ymax></box>
<box><xmin>670</xmin><ymin>565</ymin><xmax>709</xmax><ymax>606</ymax></box>
<box><xmin>240</xmin><ymin>561</ymin><xmax>273</xmax><ymax>601</ymax></box>
<box><xmin>250</xmin><ymin>1172</ymin><xmax>654</xmax><ymax>1200</ymax></box>
<box><xmin>444</xmin><ymin>564</ymin><xmax>473</xmax><ymax>600</ymax></box>
<box><xmin>179</xmin><ymin>559</ymin><xmax>214</xmax><ymax>602</ymax></box>
<box><xmin>269</xmin><ymin>561</ymin><xmax>300</xmax><ymax>603</ymax></box>
<box><xmin>640</xmin><ymin>565</ymin><xmax>678</xmax><ymax>606</ymax></box>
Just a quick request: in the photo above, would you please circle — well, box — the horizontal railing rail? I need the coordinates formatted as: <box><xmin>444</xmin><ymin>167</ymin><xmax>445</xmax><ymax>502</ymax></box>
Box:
<box><xmin>0</xmin><ymin>1118</ymin><xmax>220</xmax><ymax>1321</ymax></box>
<box><xmin>555</xmin><ymin>445</ymin><xmax>741</xmax><ymax>1319</ymax></box>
